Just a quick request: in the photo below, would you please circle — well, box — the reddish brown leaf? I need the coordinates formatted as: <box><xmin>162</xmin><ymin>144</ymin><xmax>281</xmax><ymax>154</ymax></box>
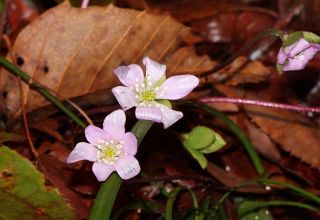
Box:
<box><xmin>208</xmin><ymin>56</ymin><xmax>271</xmax><ymax>85</ymax></box>
<box><xmin>216</xmin><ymin>85</ymin><xmax>320</xmax><ymax>168</ymax></box>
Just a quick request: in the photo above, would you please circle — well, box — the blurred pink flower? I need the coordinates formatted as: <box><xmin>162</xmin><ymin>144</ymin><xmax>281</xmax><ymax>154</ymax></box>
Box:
<box><xmin>277</xmin><ymin>38</ymin><xmax>319</xmax><ymax>72</ymax></box>
<box><xmin>67</xmin><ymin>110</ymin><xmax>140</xmax><ymax>181</ymax></box>
<box><xmin>112</xmin><ymin>57</ymin><xmax>199</xmax><ymax>128</ymax></box>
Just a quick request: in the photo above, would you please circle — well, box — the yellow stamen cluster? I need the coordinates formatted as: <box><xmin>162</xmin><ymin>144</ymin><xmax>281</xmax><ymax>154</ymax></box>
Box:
<box><xmin>97</xmin><ymin>140</ymin><xmax>122</xmax><ymax>164</ymax></box>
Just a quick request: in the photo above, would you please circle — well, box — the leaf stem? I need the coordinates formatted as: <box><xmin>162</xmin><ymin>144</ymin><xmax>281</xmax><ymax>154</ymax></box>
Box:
<box><xmin>238</xmin><ymin>200</ymin><xmax>319</xmax><ymax>216</ymax></box>
<box><xmin>0</xmin><ymin>57</ymin><xmax>86</xmax><ymax>128</ymax></box>
<box><xmin>180</xmin><ymin>101</ymin><xmax>265</xmax><ymax>176</ymax></box>
<box><xmin>216</xmin><ymin>178</ymin><xmax>320</xmax><ymax>209</ymax></box>
<box><xmin>258</xmin><ymin>179</ymin><xmax>320</xmax><ymax>205</ymax></box>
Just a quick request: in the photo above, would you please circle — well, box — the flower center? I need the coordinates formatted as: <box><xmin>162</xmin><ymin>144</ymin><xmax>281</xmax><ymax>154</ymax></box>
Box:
<box><xmin>141</xmin><ymin>90</ymin><xmax>156</xmax><ymax>102</ymax></box>
<box><xmin>97</xmin><ymin>140</ymin><xmax>122</xmax><ymax>164</ymax></box>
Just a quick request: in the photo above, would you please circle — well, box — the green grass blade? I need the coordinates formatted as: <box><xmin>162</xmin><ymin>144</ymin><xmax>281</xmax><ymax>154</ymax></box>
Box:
<box><xmin>238</xmin><ymin>200</ymin><xmax>319</xmax><ymax>216</ymax></box>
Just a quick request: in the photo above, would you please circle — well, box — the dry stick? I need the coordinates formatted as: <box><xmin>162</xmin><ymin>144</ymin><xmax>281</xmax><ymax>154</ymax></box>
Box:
<box><xmin>34</xmin><ymin>85</ymin><xmax>94</xmax><ymax>125</ymax></box>
<box><xmin>2</xmin><ymin>35</ymin><xmax>39</xmax><ymax>160</ymax></box>
<box><xmin>200</xmin><ymin>97</ymin><xmax>320</xmax><ymax>113</ymax></box>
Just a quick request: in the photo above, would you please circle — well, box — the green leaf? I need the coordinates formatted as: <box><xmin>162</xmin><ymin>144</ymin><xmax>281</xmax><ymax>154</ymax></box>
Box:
<box><xmin>180</xmin><ymin>102</ymin><xmax>265</xmax><ymax>176</ymax></box>
<box><xmin>236</xmin><ymin>199</ymin><xmax>273</xmax><ymax>220</ymax></box>
<box><xmin>200</xmin><ymin>131</ymin><xmax>226</xmax><ymax>154</ymax></box>
<box><xmin>282</xmin><ymin>31</ymin><xmax>303</xmax><ymax>47</ymax></box>
<box><xmin>182</xmin><ymin>126</ymin><xmax>216</xmax><ymax>150</ymax></box>
<box><xmin>302</xmin><ymin>31</ymin><xmax>320</xmax><ymax>44</ymax></box>
<box><xmin>240</xmin><ymin>208</ymin><xmax>273</xmax><ymax>220</ymax></box>
<box><xmin>184</xmin><ymin>146</ymin><xmax>208</xmax><ymax>169</ymax></box>
<box><xmin>0</xmin><ymin>146</ymin><xmax>75</xmax><ymax>220</ymax></box>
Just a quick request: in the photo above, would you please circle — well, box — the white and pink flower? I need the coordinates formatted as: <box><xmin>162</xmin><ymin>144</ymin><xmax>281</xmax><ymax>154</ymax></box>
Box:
<box><xmin>112</xmin><ymin>57</ymin><xmax>199</xmax><ymax>128</ymax></box>
<box><xmin>67</xmin><ymin>110</ymin><xmax>140</xmax><ymax>181</ymax></box>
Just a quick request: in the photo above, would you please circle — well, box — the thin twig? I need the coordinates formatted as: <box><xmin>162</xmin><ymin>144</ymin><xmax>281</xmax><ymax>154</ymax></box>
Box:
<box><xmin>30</xmin><ymin>83</ymin><xmax>94</xmax><ymax>125</ymax></box>
<box><xmin>126</xmin><ymin>174</ymin><xmax>218</xmax><ymax>185</ymax></box>
<box><xmin>200</xmin><ymin>97</ymin><xmax>320</xmax><ymax>113</ymax></box>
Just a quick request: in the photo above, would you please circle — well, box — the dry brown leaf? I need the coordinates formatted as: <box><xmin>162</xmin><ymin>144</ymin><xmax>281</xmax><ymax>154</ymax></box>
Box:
<box><xmin>243</xmin><ymin>116</ymin><xmax>281</xmax><ymax>162</ymax></box>
<box><xmin>208</xmin><ymin>56</ymin><xmax>271</xmax><ymax>85</ymax></box>
<box><xmin>0</xmin><ymin>2</ymin><xmax>216</xmax><ymax>116</ymax></box>
<box><xmin>39</xmin><ymin>155</ymin><xmax>90</xmax><ymax>219</ymax></box>
<box><xmin>206</xmin><ymin>162</ymin><xmax>265</xmax><ymax>193</ymax></box>
<box><xmin>30</xmin><ymin>119</ymin><xmax>63</xmax><ymax>142</ymax></box>
<box><xmin>216</xmin><ymin>85</ymin><xmax>320</xmax><ymax>168</ymax></box>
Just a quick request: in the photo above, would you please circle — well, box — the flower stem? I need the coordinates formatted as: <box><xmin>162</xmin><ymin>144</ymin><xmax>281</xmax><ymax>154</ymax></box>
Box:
<box><xmin>89</xmin><ymin>173</ymin><xmax>122</xmax><ymax>220</ymax></box>
<box><xmin>165</xmin><ymin>187</ymin><xmax>183</xmax><ymax>220</ymax></box>
<box><xmin>0</xmin><ymin>57</ymin><xmax>86</xmax><ymax>128</ymax></box>
<box><xmin>200</xmin><ymin>97</ymin><xmax>320</xmax><ymax>113</ymax></box>
<box><xmin>199</xmin><ymin>28</ymin><xmax>284</xmax><ymax>77</ymax></box>
<box><xmin>89</xmin><ymin>120</ymin><xmax>153</xmax><ymax>220</ymax></box>
<box><xmin>180</xmin><ymin>101</ymin><xmax>265</xmax><ymax>176</ymax></box>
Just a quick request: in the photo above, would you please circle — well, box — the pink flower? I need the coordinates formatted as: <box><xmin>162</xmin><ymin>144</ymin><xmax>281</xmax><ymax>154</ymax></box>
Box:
<box><xmin>277</xmin><ymin>38</ymin><xmax>319</xmax><ymax>72</ymax></box>
<box><xmin>112</xmin><ymin>57</ymin><xmax>199</xmax><ymax>128</ymax></box>
<box><xmin>67</xmin><ymin>110</ymin><xmax>140</xmax><ymax>181</ymax></box>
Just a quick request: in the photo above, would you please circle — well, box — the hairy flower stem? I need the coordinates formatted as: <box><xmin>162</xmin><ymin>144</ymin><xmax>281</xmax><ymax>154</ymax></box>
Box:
<box><xmin>200</xmin><ymin>97</ymin><xmax>320</xmax><ymax>113</ymax></box>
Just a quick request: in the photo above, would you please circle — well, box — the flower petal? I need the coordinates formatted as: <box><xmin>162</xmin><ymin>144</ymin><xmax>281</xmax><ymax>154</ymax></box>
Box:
<box><xmin>67</xmin><ymin>142</ymin><xmax>97</xmax><ymax>163</ymax></box>
<box><xmin>135</xmin><ymin>105</ymin><xmax>162</xmax><ymax>123</ymax></box>
<box><xmin>85</xmin><ymin>125</ymin><xmax>110</xmax><ymax>146</ymax></box>
<box><xmin>113</xmin><ymin>64</ymin><xmax>144</xmax><ymax>87</ymax></box>
<box><xmin>277</xmin><ymin>47</ymin><xmax>287</xmax><ymax>65</ymax></box>
<box><xmin>283</xmin><ymin>47</ymin><xmax>318</xmax><ymax>71</ymax></box>
<box><xmin>112</xmin><ymin>86</ymin><xmax>137</xmax><ymax>110</ymax></box>
<box><xmin>92</xmin><ymin>162</ymin><xmax>115</xmax><ymax>182</ymax></box>
<box><xmin>311</xmin><ymin>43</ymin><xmax>320</xmax><ymax>50</ymax></box>
<box><xmin>288</xmin><ymin>38</ymin><xmax>310</xmax><ymax>57</ymax></box>
<box><xmin>143</xmin><ymin>57</ymin><xmax>166</xmax><ymax>87</ymax></box>
<box><xmin>157</xmin><ymin>75</ymin><xmax>199</xmax><ymax>100</ymax></box>
<box><xmin>160</xmin><ymin>106</ymin><xmax>183</xmax><ymax>129</ymax></box>
<box><xmin>115</xmin><ymin>155</ymin><xmax>140</xmax><ymax>180</ymax></box>
<box><xmin>122</xmin><ymin>132</ymin><xmax>137</xmax><ymax>155</ymax></box>
<box><xmin>103</xmin><ymin>109</ymin><xmax>126</xmax><ymax>140</ymax></box>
